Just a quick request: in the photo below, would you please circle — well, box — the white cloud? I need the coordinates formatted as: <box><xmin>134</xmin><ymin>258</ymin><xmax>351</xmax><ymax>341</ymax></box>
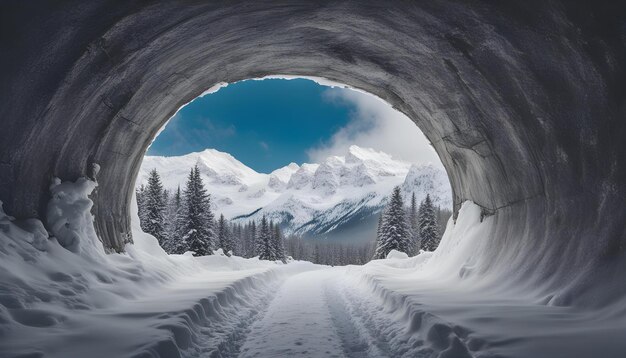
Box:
<box><xmin>306</xmin><ymin>88</ymin><xmax>443</xmax><ymax>167</ymax></box>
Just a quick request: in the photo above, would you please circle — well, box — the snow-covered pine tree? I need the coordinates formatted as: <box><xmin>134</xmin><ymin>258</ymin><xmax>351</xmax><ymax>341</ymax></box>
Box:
<box><xmin>264</xmin><ymin>218</ymin><xmax>275</xmax><ymax>260</ymax></box>
<box><xmin>161</xmin><ymin>189</ymin><xmax>174</xmax><ymax>252</ymax></box>
<box><xmin>255</xmin><ymin>216</ymin><xmax>273</xmax><ymax>260</ymax></box>
<box><xmin>144</xmin><ymin>169</ymin><xmax>167</xmax><ymax>247</ymax></box>
<box><xmin>136</xmin><ymin>184</ymin><xmax>148</xmax><ymax>232</ymax></box>
<box><xmin>163</xmin><ymin>186</ymin><xmax>182</xmax><ymax>252</ymax></box>
<box><xmin>418</xmin><ymin>194</ymin><xmax>440</xmax><ymax>251</ymax></box>
<box><xmin>410</xmin><ymin>192</ymin><xmax>420</xmax><ymax>254</ymax></box>
<box><xmin>313</xmin><ymin>244</ymin><xmax>321</xmax><ymax>264</ymax></box>
<box><xmin>272</xmin><ymin>223</ymin><xmax>286</xmax><ymax>262</ymax></box>
<box><xmin>170</xmin><ymin>186</ymin><xmax>190</xmax><ymax>254</ymax></box>
<box><xmin>373</xmin><ymin>212</ymin><xmax>385</xmax><ymax>259</ymax></box>
<box><xmin>248</xmin><ymin>221</ymin><xmax>257</xmax><ymax>258</ymax></box>
<box><xmin>236</xmin><ymin>223</ymin><xmax>244</xmax><ymax>256</ymax></box>
<box><xmin>230</xmin><ymin>223</ymin><xmax>241</xmax><ymax>256</ymax></box>
<box><xmin>178</xmin><ymin>165</ymin><xmax>215</xmax><ymax>256</ymax></box>
<box><xmin>376</xmin><ymin>212</ymin><xmax>384</xmax><ymax>241</ymax></box>
<box><xmin>240</xmin><ymin>222</ymin><xmax>248</xmax><ymax>257</ymax></box>
<box><xmin>217</xmin><ymin>214</ymin><xmax>233</xmax><ymax>255</ymax></box>
<box><xmin>374</xmin><ymin>186</ymin><xmax>411</xmax><ymax>259</ymax></box>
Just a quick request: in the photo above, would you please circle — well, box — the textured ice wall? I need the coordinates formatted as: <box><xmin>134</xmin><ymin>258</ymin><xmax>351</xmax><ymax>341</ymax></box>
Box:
<box><xmin>0</xmin><ymin>1</ymin><xmax>625</xmax><ymax>304</ymax></box>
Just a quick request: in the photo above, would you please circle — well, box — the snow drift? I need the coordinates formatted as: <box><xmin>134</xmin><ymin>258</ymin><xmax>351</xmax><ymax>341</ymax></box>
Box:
<box><xmin>351</xmin><ymin>202</ymin><xmax>626</xmax><ymax>357</ymax></box>
<box><xmin>0</xmin><ymin>176</ymin><xmax>319</xmax><ymax>357</ymax></box>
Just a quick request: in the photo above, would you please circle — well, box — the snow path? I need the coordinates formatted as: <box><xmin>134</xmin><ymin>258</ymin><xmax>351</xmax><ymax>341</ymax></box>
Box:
<box><xmin>237</xmin><ymin>268</ymin><xmax>394</xmax><ymax>358</ymax></box>
<box><xmin>239</xmin><ymin>269</ymin><xmax>346</xmax><ymax>357</ymax></box>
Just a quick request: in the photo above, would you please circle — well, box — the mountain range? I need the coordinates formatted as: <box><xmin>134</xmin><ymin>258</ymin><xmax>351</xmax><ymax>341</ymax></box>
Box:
<box><xmin>138</xmin><ymin>145</ymin><xmax>451</xmax><ymax>244</ymax></box>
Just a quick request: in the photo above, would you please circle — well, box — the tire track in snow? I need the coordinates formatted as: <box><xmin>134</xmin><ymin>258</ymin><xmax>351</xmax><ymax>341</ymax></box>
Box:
<box><xmin>334</xmin><ymin>274</ymin><xmax>416</xmax><ymax>358</ymax></box>
<box><xmin>179</xmin><ymin>269</ymin><xmax>285</xmax><ymax>358</ymax></box>
<box><xmin>198</xmin><ymin>277</ymin><xmax>282</xmax><ymax>357</ymax></box>
<box><xmin>237</xmin><ymin>269</ymin><xmax>347</xmax><ymax>358</ymax></box>
<box><xmin>184</xmin><ymin>263</ymin><xmax>321</xmax><ymax>357</ymax></box>
<box><xmin>325</xmin><ymin>278</ymin><xmax>386</xmax><ymax>358</ymax></box>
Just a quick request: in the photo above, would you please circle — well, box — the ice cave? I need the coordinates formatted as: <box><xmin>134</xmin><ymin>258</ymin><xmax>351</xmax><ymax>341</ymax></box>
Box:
<box><xmin>1</xmin><ymin>1</ymin><xmax>625</xmax><ymax>357</ymax></box>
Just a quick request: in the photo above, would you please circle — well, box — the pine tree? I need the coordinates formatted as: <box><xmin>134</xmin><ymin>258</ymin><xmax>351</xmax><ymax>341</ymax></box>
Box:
<box><xmin>409</xmin><ymin>192</ymin><xmax>420</xmax><ymax>254</ymax></box>
<box><xmin>144</xmin><ymin>169</ymin><xmax>167</xmax><ymax>247</ymax></box>
<box><xmin>376</xmin><ymin>212</ymin><xmax>384</xmax><ymax>241</ymax></box>
<box><xmin>272</xmin><ymin>223</ymin><xmax>286</xmax><ymax>262</ymax></box>
<box><xmin>217</xmin><ymin>214</ymin><xmax>233</xmax><ymax>255</ymax></box>
<box><xmin>249</xmin><ymin>221</ymin><xmax>257</xmax><ymax>258</ymax></box>
<box><xmin>170</xmin><ymin>186</ymin><xmax>189</xmax><ymax>254</ymax></box>
<box><xmin>230</xmin><ymin>223</ymin><xmax>242</xmax><ymax>256</ymax></box>
<box><xmin>256</xmin><ymin>216</ymin><xmax>273</xmax><ymax>260</ymax></box>
<box><xmin>136</xmin><ymin>184</ymin><xmax>148</xmax><ymax>232</ymax></box>
<box><xmin>161</xmin><ymin>189</ymin><xmax>174</xmax><ymax>251</ymax></box>
<box><xmin>374</xmin><ymin>186</ymin><xmax>411</xmax><ymax>259</ymax></box>
<box><xmin>313</xmin><ymin>244</ymin><xmax>321</xmax><ymax>264</ymax></box>
<box><xmin>165</xmin><ymin>186</ymin><xmax>182</xmax><ymax>250</ymax></box>
<box><xmin>418</xmin><ymin>194</ymin><xmax>440</xmax><ymax>251</ymax></box>
<box><xmin>177</xmin><ymin>165</ymin><xmax>215</xmax><ymax>256</ymax></box>
<box><xmin>269</xmin><ymin>220</ymin><xmax>276</xmax><ymax>260</ymax></box>
<box><xmin>374</xmin><ymin>212</ymin><xmax>385</xmax><ymax>259</ymax></box>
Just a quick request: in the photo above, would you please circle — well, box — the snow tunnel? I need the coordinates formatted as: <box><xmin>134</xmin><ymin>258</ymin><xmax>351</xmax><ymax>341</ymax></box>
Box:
<box><xmin>1</xmin><ymin>1</ymin><xmax>625</xmax><ymax>305</ymax></box>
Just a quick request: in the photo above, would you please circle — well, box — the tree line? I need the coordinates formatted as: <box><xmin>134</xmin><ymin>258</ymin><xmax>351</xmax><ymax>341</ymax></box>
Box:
<box><xmin>285</xmin><ymin>238</ymin><xmax>374</xmax><ymax>266</ymax></box>
<box><xmin>373</xmin><ymin>186</ymin><xmax>444</xmax><ymax>259</ymax></box>
<box><xmin>136</xmin><ymin>166</ymin><xmax>286</xmax><ymax>261</ymax></box>
<box><xmin>137</xmin><ymin>166</ymin><xmax>450</xmax><ymax>264</ymax></box>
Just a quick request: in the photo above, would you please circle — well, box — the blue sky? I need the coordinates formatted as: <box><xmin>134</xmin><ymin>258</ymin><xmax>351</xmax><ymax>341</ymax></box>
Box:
<box><xmin>148</xmin><ymin>78</ymin><xmax>442</xmax><ymax>173</ymax></box>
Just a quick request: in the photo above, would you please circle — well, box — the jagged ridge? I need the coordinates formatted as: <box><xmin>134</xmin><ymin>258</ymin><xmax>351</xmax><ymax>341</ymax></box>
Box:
<box><xmin>139</xmin><ymin>146</ymin><xmax>451</xmax><ymax>243</ymax></box>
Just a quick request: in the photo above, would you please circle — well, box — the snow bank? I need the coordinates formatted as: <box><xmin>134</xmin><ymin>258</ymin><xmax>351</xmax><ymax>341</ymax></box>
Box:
<box><xmin>47</xmin><ymin>177</ymin><xmax>101</xmax><ymax>254</ymax></box>
<box><xmin>0</xmin><ymin>177</ymin><xmax>315</xmax><ymax>358</ymax></box>
<box><xmin>350</xmin><ymin>201</ymin><xmax>626</xmax><ymax>357</ymax></box>
<box><xmin>386</xmin><ymin>249</ymin><xmax>409</xmax><ymax>260</ymax></box>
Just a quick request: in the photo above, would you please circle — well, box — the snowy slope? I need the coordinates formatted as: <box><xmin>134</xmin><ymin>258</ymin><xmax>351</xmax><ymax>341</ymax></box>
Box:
<box><xmin>138</xmin><ymin>146</ymin><xmax>452</xmax><ymax>241</ymax></box>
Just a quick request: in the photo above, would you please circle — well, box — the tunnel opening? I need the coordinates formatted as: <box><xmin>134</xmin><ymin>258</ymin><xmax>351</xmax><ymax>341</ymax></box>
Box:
<box><xmin>134</xmin><ymin>76</ymin><xmax>453</xmax><ymax>264</ymax></box>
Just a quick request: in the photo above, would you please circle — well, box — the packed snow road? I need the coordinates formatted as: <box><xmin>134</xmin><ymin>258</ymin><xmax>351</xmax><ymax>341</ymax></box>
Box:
<box><xmin>239</xmin><ymin>268</ymin><xmax>365</xmax><ymax>358</ymax></box>
<box><xmin>220</xmin><ymin>266</ymin><xmax>407</xmax><ymax>358</ymax></box>
<box><xmin>197</xmin><ymin>262</ymin><xmax>476</xmax><ymax>358</ymax></box>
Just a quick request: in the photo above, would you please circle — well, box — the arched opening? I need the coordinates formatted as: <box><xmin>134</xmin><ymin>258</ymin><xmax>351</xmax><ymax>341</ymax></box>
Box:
<box><xmin>134</xmin><ymin>76</ymin><xmax>453</xmax><ymax>263</ymax></box>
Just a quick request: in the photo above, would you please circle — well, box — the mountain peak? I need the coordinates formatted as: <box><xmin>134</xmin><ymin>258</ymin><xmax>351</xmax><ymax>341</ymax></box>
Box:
<box><xmin>269</xmin><ymin>162</ymin><xmax>301</xmax><ymax>190</ymax></box>
<box><xmin>138</xmin><ymin>147</ymin><xmax>451</xmax><ymax>226</ymax></box>
<box><xmin>345</xmin><ymin>145</ymin><xmax>395</xmax><ymax>164</ymax></box>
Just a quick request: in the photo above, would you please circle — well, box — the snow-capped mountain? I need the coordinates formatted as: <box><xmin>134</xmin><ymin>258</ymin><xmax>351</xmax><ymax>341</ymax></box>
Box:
<box><xmin>137</xmin><ymin>146</ymin><xmax>451</xmax><ymax>243</ymax></box>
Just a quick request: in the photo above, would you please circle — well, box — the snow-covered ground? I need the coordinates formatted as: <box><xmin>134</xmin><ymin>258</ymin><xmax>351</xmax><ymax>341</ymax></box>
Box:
<box><xmin>2</xmin><ymin>176</ymin><xmax>626</xmax><ymax>357</ymax></box>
